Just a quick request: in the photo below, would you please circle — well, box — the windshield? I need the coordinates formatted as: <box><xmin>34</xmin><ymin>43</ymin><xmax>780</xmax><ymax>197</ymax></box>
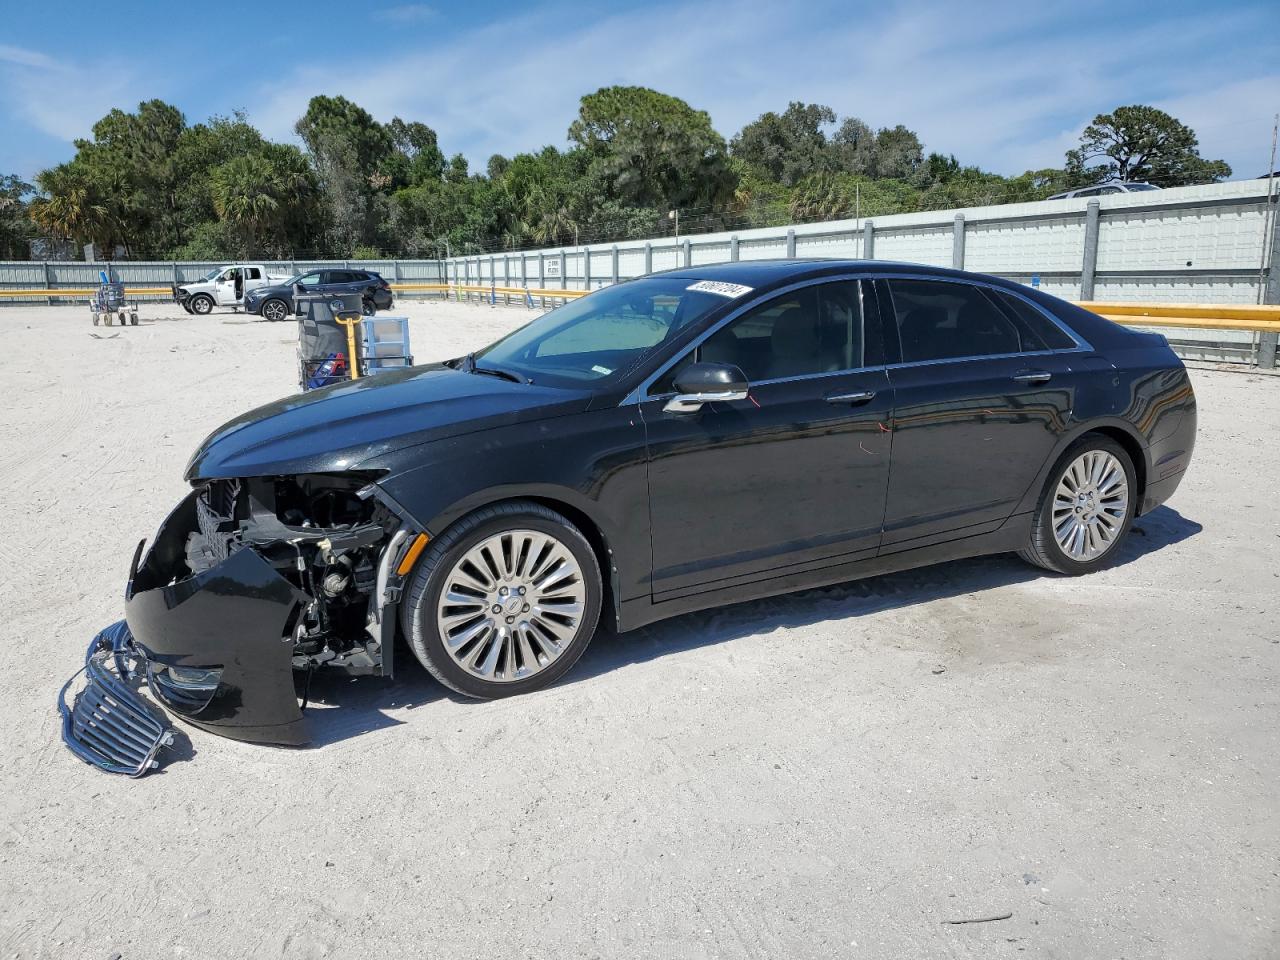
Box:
<box><xmin>474</xmin><ymin>278</ymin><xmax>732</xmax><ymax>387</ymax></box>
<box><xmin>1125</xmin><ymin>183</ymin><xmax>1159</xmax><ymax>191</ymax></box>
<box><xmin>201</xmin><ymin>267</ymin><xmax>221</xmax><ymax>281</ymax></box>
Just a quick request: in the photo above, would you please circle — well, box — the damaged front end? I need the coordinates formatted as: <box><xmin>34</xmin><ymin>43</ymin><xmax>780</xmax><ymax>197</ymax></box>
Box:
<box><xmin>119</xmin><ymin>473</ymin><xmax>417</xmax><ymax>746</ymax></box>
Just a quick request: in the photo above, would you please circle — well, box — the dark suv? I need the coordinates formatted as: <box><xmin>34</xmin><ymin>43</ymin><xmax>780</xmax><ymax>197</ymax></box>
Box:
<box><xmin>245</xmin><ymin>269</ymin><xmax>394</xmax><ymax>321</ymax></box>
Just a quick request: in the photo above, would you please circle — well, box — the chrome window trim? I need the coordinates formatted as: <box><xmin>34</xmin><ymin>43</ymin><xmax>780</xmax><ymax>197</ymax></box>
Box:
<box><xmin>622</xmin><ymin>272</ymin><xmax>1092</xmax><ymax>405</ymax></box>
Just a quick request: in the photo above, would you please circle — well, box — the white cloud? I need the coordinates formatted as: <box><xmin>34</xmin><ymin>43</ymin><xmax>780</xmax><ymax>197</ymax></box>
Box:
<box><xmin>246</xmin><ymin>0</ymin><xmax>1278</xmax><ymax>178</ymax></box>
<box><xmin>0</xmin><ymin>44</ymin><xmax>57</xmax><ymax>69</ymax></box>
<box><xmin>0</xmin><ymin>44</ymin><xmax>146</xmax><ymax>144</ymax></box>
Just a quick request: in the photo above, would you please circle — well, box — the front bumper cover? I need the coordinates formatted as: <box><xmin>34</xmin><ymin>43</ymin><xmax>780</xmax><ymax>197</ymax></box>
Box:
<box><xmin>124</xmin><ymin>491</ymin><xmax>312</xmax><ymax>746</ymax></box>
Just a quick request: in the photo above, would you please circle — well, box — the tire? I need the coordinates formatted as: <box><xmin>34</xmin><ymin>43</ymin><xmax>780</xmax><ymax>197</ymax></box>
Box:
<box><xmin>261</xmin><ymin>298</ymin><xmax>289</xmax><ymax>322</ymax></box>
<box><xmin>400</xmin><ymin>501</ymin><xmax>602</xmax><ymax>699</ymax></box>
<box><xmin>1018</xmin><ymin>434</ymin><xmax>1137</xmax><ymax>575</ymax></box>
<box><xmin>361</xmin><ymin>298</ymin><xmax>376</xmax><ymax>316</ymax></box>
<box><xmin>190</xmin><ymin>294</ymin><xmax>214</xmax><ymax>315</ymax></box>
<box><xmin>181</xmin><ymin>301</ymin><xmax>194</xmax><ymax>314</ymax></box>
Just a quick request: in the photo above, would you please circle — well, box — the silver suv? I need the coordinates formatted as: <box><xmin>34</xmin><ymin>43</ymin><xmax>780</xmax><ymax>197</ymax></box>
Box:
<box><xmin>1048</xmin><ymin>182</ymin><xmax>1160</xmax><ymax>200</ymax></box>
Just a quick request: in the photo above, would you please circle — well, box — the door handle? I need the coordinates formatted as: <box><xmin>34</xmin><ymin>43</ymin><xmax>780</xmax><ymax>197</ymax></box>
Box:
<box><xmin>1012</xmin><ymin>370</ymin><xmax>1052</xmax><ymax>384</ymax></box>
<box><xmin>825</xmin><ymin>390</ymin><xmax>876</xmax><ymax>405</ymax></box>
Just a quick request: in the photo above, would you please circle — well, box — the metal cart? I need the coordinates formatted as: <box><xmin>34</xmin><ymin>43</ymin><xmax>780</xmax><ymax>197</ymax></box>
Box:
<box><xmin>296</xmin><ymin>292</ymin><xmax>413</xmax><ymax>392</ymax></box>
<box><xmin>90</xmin><ymin>280</ymin><xmax>139</xmax><ymax>327</ymax></box>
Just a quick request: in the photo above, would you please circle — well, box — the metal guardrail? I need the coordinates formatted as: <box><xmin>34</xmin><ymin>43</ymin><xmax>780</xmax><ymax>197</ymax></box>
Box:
<box><xmin>4</xmin><ymin>282</ymin><xmax>1270</xmax><ymax>322</ymax></box>
<box><xmin>1075</xmin><ymin>301</ymin><xmax>1280</xmax><ymax>334</ymax></box>
<box><xmin>0</xmin><ymin>282</ymin><xmax>588</xmax><ymax>300</ymax></box>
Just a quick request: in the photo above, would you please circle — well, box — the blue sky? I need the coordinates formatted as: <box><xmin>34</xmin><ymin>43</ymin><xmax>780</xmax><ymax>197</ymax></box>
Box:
<box><xmin>1</xmin><ymin>0</ymin><xmax>1277</xmax><ymax>184</ymax></box>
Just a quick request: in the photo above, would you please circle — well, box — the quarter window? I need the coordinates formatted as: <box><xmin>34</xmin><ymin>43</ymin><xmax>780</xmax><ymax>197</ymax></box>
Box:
<box><xmin>887</xmin><ymin>279</ymin><xmax>1024</xmax><ymax>362</ymax></box>
<box><xmin>994</xmin><ymin>291</ymin><xmax>1077</xmax><ymax>350</ymax></box>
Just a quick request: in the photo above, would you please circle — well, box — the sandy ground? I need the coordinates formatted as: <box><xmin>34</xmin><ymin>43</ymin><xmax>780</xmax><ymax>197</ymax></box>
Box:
<box><xmin>0</xmin><ymin>298</ymin><xmax>1277</xmax><ymax>960</ymax></box>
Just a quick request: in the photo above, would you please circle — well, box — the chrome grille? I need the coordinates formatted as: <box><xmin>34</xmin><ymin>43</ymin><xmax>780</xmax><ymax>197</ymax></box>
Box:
<box><xmin>59</xmin><ymin>622</ymin><xmax>174</xmax><ymax>777</ymax></box>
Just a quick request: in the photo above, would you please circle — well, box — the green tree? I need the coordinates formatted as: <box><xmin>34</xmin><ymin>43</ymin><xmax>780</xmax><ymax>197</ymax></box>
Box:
<box><xmin>569</xmin><ymin>86</ymin><xmax>737</xmax><ymax>212</ymax></box>
<box><xmin>384</xmin><ymin>117</ymin><xmax>446</xmax><ymax>187</ymax></box>
<box><xmin>0</xmin><ymin>174</ymin><xmax>33</xmax><ymax>259</ymax></box>
<box><xmin>29</xmin><ymin>160</ymin><xmax>122</xmax><ymax>253</ymax></box>
<box><xmin>872</xmin><ymin>125</ymin><xmax>924</xmax><ymax>181</ymax></box>
<box><xmin>296</xmin><ymin>95</ymin><xmax>395</xmax><ymax>251</ymax></box>
<box><xmin>730</xmin><ymin>102</ymin><xmax>837</xmax><ymax>186</ymax></box>
<box><xmin>829</xmin><ymin>117</ymin><xmax>877</xmax><ymax>176</ymax></box>
<box><xmin>1065</xmin><ymin>105</ymin><xmax>1231</xmax><ymax>187</ymax></box>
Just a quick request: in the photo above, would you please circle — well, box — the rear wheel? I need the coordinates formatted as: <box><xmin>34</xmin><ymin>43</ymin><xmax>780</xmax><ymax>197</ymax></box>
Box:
<box><xmin>261</xmin><ymin>298</ymin><xmax>289</xmax><ymax>322</ymax></box>
<box><xmin>400</xmin><ymin>501</ymin><xmax>602</xmax><ymax>699</ymax></box>
<box><xmin>1019</xmin><ymin>435</ymin><xmax>1136</xmax><ymax>575</ymax></box>
<box><xmin>361</xmin><ymin>297</ymin><xmax>376</xmax><ymax>316</ymax></box>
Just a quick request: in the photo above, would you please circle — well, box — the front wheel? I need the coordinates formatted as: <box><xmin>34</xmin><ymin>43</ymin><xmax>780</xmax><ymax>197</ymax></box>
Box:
<box><xmin>261</xmin><ymin>298</ymin><xmax>289</xmax><ymax>322</ymax></box>
<box><xmin>189</xmin><ymin>294</ymin><xmax>214</xmax><ymax>315</ymax></box>
<box><xmin>1019</xmin><ymin>435</ymin><xmax>1136</xmax><ymax>575</ymax></box>
<box><xmin>400</xmin><ymin>501</ymin><xmax>602</xmax><ymax>699</ymax></box>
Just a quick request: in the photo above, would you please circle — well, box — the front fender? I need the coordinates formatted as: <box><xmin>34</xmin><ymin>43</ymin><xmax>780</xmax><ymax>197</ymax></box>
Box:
<box><xmin>369</xmin><ymin>405</ymin><xmax>652</xmax><ymax>604</ymax></box>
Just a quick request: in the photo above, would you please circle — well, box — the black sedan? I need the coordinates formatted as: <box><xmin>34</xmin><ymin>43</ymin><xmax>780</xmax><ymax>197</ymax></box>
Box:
<box><xmin>245</xmin><ymin>268</ymin><xmax>393</xmax><ymax>321</ymax></box>
<box><xmin>101</xmin><ymin>260</ymin><xmax>1197</xmax><ymax>748</ymax></box>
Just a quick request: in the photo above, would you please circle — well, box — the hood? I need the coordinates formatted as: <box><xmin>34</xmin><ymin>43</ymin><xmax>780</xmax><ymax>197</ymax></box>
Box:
<box><xmin>245</xmin><ymin>283</ymin><xmax>286</xmax><ymax>299</ymax></box>
<box><xmin>185</xmin><ymin>364</ymin><xmax>591</xmax><ymax>480</ymax></box>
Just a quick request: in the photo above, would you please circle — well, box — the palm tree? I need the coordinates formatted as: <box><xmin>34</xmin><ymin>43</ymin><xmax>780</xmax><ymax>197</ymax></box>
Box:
<box><xmin>211</xmin><ymin>155</ymin><xmax>282</xmax><ymax>255</ymax></box>
<box><xmin>29</xmin><ymin>166</ymin><xmax>116</xmax><ymax>250</ymax></box>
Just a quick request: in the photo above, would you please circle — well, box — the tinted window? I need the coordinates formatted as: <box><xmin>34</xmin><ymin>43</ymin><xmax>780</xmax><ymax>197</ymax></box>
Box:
<box><xmin>697</xmin><ymin>283</ymin><xmax>866</xmax><ymax>382</ymax></box>
<box><xmin>887</xmin><ymin>279</ymin><xmax>1023</xmax><ymax>362</ymax></box>
<box><xmin>328</xmin><ymin>270</ymin><xmax>356</xmax><ymax>283</ymax></box>
<box><xmin>1075</xmin><ymin>187</ymin><xmax>1100</xmax><ymax>197</ymax></box>
<box><xmin>245</xmin><ymin>267</ymin><xmax>261</xmax><ymax>280</ymax></box>
<box><xmin>995</xmin><ymin>291</ymin><xmax>1077</xmax><ymax>350</ymax></box>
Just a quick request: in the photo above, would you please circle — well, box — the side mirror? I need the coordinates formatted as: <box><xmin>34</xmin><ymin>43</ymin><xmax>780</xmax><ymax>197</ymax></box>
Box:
<box><xmin>664</xmin><ymin>362</ymin><xmax>749</xmax><ymax>414</ymax></box>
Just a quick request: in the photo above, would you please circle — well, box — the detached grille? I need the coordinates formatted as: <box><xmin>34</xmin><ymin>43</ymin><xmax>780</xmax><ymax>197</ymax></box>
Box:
<box><xmin>59</xmin><ymin>623</ymin><xmax>174</xmax><ymax>777</ymax></box>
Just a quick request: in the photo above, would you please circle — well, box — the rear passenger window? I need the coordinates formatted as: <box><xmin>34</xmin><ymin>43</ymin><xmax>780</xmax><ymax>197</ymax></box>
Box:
<box><xmin>995</xmin><ymin>291</ymin><xmax>1077</xmax><ymax>350</ymax></box>
<box><xmin>887</xmin><ymin>280</ymin><xmax>1023</xmax><ymax>362</ymax></box>
<box><xmin>246</xmin><ymin>267</ymin><xmax>262</xmax><ymax>280</ymax></box>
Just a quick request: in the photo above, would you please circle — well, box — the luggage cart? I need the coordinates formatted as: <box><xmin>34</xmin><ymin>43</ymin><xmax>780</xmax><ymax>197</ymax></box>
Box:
<box><xmin>90</xmin><ymin>280</ymin><xmax>139</xmax><ymax>327</ymax></box>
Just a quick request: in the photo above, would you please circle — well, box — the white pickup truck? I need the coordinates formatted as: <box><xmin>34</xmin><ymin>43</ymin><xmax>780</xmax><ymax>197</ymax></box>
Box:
<box><xmin>173</xmin><ymin>264</ymin><xmax>293</xmax><ymax>315</ymax></box>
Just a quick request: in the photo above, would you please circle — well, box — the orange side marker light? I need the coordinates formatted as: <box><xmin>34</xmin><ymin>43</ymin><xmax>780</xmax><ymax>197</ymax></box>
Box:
<box><xmin>396</xmin><ymin>533</ymin><xmax>431</xmax><ymax>576</ymax></box>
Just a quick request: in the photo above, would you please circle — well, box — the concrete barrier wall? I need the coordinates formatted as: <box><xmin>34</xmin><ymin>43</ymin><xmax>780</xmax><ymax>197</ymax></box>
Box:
<box><xmin>440</xmin><ymin>180</ymin><xmax>1279</xmax><ymax>365</ymax></box>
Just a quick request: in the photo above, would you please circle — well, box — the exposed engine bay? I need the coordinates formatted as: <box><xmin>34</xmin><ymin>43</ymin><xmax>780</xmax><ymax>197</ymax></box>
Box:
<box><xmin>184</xmin><ymin>474</ymin><xmax>403</xmax><ymax>676</ymax></box>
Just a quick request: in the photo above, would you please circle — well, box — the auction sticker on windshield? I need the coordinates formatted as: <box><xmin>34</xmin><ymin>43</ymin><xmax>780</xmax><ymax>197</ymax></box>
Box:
<box><xmin>686</xmin><ymin>280</ymin><xmax>754</xmax><ymax>298</ymax></box>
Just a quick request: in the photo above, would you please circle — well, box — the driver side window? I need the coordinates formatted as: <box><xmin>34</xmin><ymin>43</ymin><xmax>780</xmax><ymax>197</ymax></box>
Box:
<box><xmin>653</xmin><ymin>281</ymin><xmax>867</xmax><ymax>394</ymax></box>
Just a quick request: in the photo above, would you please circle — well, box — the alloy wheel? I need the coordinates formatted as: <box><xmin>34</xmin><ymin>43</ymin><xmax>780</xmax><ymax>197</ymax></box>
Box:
<box><xmin>435</xmin><ymin>529</ymin><xmax>587</xmax><ymax>683</ymax></box>
<box><xmin>1052</xmin><ymin>450</ymin><xmax>1129</xmax><ymax>561</ymax></box>
<box><xmin>262</xmin><ymin>299</ymin><xmax>288</xmax><ymax>322</ymax></box>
